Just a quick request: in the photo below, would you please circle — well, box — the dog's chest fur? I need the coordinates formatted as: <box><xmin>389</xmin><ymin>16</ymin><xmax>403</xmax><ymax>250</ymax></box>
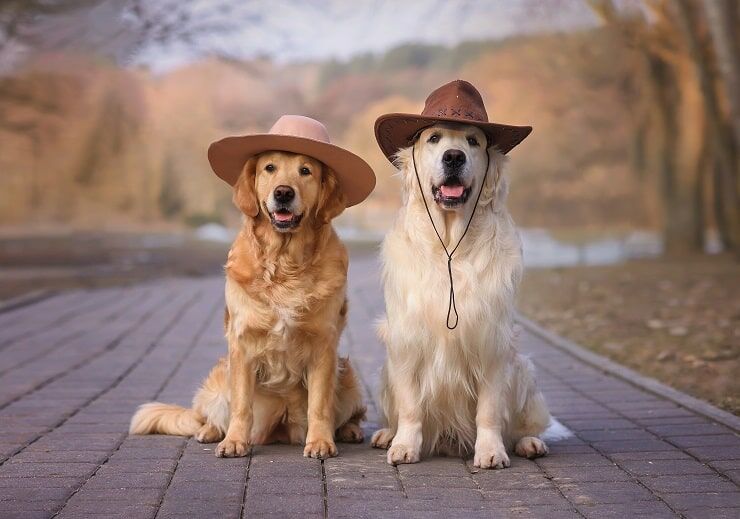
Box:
<box><xmin>380</xmin><ymin>209</ymin><xmax>523</xmax><ymax>450</ymax></box>
<box><xmin>224</xmin><ymin>242</ymin><xmax>347</xmax><ymax>392</ymax></box>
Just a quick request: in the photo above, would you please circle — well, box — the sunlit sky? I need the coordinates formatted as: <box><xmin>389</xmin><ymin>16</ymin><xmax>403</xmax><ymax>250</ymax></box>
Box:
<box><xmin>135</xmin><ymin>0</ymin><xmax>596</xmax><ymax>71</ymax></box>
<box><xmin>2</xmin><ymin>0</ymin><xmax>598</xmax><ymax>73</ymax></box>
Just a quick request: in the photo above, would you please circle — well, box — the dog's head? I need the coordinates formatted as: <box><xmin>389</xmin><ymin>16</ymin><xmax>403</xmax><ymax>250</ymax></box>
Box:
<box><xmin>400</xmin><ymin>123</ymin><xmax>506</xmax><ymax>211</ymax></box>
<box><xmin>232</xmin><ymin>151</ymin><xmax>345</xmax><ymax>232</ymax></box>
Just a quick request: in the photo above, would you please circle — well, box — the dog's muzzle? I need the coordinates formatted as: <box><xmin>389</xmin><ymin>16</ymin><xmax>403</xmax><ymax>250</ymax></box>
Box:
<box><xmin>432</xmin><ymin>174</ymin><xmax>471</xmax><ymax>209</ymax></box>
<box><xmin>268</xmin><ymin>185</ymin><xmax>303</xmax><ymax>231</ymax></box>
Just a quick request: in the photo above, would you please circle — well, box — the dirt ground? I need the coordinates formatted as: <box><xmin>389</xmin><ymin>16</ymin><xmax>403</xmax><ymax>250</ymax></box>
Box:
<box><xmin>519</xmin><ymin>254</ymin><xmax>740</xmax><ymax>415</ymax></box>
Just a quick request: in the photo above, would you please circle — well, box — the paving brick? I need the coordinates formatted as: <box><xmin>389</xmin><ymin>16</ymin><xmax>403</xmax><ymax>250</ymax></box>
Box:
<box><xmin>681</xmin><ymin>507</ymin><xmax>740</xmax><ymax>519</ymax></box>
<box><xmin>245</xmin><ymin>493</ymin><xmax>325</xmax><ymax>515</ymax></box>
<box><xmin>481</xmin><ymin>488</ymin><xmax>571</xmax><ymax>507</ymax></box>
<box><xmin>165</xmin><ymin>481</ymin><xmax>244</xmax><ymax>503</ymax></box>
<box><xmin>660</xmin><ymin>491</ymin><xmax>740</xmax><ymax>511</ymax></box>
<box><xmin>725</xmin><ymin>470</ymin><xmax>740</xmax><ymax>484</ymax></box>
<box><xmin>557</xmin><ymin>481</ymin><xmax>655</xmax><ymax>505</ymax></box>
<box><xmin>79</xmin><ymin>471</ymin><xmax>173</xmax><ymax>489</ymax></box>
<box><xmin>0</xmin><ymin>486</ymin><xmax>71</xmax><ymax>502</ymax></box>
<box><xmin>591</xmin><ymin>439</ymin><xmax>678</xmax><ymax>454</ymax></box>
<box><xmin>647</xmin><ymin>422</ymin><xmax>732</xmax><ymax>437</ymax></box>
<box><xmin>157</xmin><ymin>498</ymin><xmax>241</xmax><ymax>519</ymax></box>
<box><xmin>0</xmin><ymin>499</ymin><xmax>67</xmax><ymax>513</ymax></box>
<box><xmin>0</xmin><ymin>462</ymin><xmax>98</xmax><ymax>479</ymax></box>
<box><xmin>618</xmin><ymin>459</ymin><xmax>715</xmax><ymax>476</ymax></box>
<box><xmin>0</xmin><ymin>476</ymin><xmax>81</xmax><ymax>489</ymax></box>
<box><xmin>705</xmin><ymin>459</ymin><xmax>740</xmax><ymax>471</ymax></box>
<box><xmin>536</xmin><ymin>453</ymin><xmax>614</xmax><ymax>468</ymax></box>
<box><xmin>401</xmin><ymin>475</ymin><xmax>477</xmax><ymax>489</ymax></box>
<box><xmin>544</xmin><ymin>464</ymin><xmax>631</xmax><ymax>483</ymax></box>
<box><xmin>8</xmin><ymin>449</ymin><xmax>110</xmax><ymax>464</ymax></box>
<box><xmin>247</xmin><ymin>476</ymin><xmax>322</xmax><ymax>495</ymax></box>
<box><xmin>667</xmin><ymin>434</ymin><xmax>740</xmax><ymax>448</ymax></box>
<box><xmin>473</xmin><ymin>471</ymin><xmax>555</xmax><ymax>490</ymax></box>
<box><xmin>686</xmin><ymin>445</ymin><xmax>740</xmax><ymax>462</ymax></box>
<box><xmin>327</xmin><ymin>472</ymin><xmax>398</xmax><ymax>491</ymax></box>
<box><xmin>640</xmin><ymin>474</ymin><xmax>739</xmax><ymax>494</ymax></box>
<box><xmin>98</xmin><ymin>458</ymin><xmax>178</xmax><ymax>474</ymax></box>
<box><xmin>405</xmin><ymin>486</ymin><xmax>484</xmax><ymax>502</ymax></box>
<box><xmin>576</xmin><ymin>500</ymin><xmax>677</xmax><ymax>518</ymax></box>
<box><xmin>0</xmin><ymin>511</ymin><xmax>53</xmax><ymax>519</ymax></box>
<box><xmin>607</xmin><ymin>450</ymin><xmax>692</xmax><ymax>462</ymax></box>
<box><xmin>66</xmin><ymin>487</ymin><xmax>163</xmax><ymax>504</ymax></box>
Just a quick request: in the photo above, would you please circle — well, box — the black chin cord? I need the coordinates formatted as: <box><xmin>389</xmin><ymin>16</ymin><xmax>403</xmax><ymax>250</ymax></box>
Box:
<box><xmin>411</xmin><ymin>144</ymin><xmax>490</xmax><ymax>330</ymax></box>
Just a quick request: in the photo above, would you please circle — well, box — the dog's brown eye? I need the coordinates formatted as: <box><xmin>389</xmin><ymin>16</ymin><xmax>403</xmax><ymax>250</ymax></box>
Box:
<box><xmin>467</xmin><ymin>136</ymin><xmax>479</xmax><ymax>147</ymax></box>
<box><xmin>428</xmin><ymin>134</ymin><xmax>440</xmax><ymax>144</ymax></box>
<box><xmin>265</xmin><ymin>164</ymin><xmax>275</xmax><ymax>172</ymax></box>
<box><xmin>299</xmin><ymin>166</ymin><xmax>311</xmax><ymax>176</ymax></box>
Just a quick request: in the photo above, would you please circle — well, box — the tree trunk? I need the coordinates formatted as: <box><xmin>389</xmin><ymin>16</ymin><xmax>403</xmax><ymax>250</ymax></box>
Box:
<box><xmin>647</xmin><ymin>54</ymin><xmax>697</xmax><ymax>254</ymax></box>
<box><xmin>675</xmin><ymin>0</ymin><xmax>740</xmax><ymax>251</ymax></box>
<box><xmin>702</xmin><ymin>0</ymin><xmax>740</xmax><ymax>160</ymax></box>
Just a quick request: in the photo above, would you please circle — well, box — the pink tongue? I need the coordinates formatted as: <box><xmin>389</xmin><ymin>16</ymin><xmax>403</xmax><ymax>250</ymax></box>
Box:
<box><xmin>274</xmin><ymin>211</ymin><xmax>293</xmax><ymax>222</ymax></box>
<box><xmin>440</xmin><ymin>185</ymin><xmax>464</xmax><ymax>198</ymax></box>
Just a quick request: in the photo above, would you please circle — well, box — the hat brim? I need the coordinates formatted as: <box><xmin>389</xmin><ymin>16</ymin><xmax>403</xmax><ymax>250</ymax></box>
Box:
<box><xmin>374</xmin><ymin>113</ymin><xmax>532</xmax><ymax>162</ymax></box>
<box><xmin>208</xmin><ymin>134</ymin><xmax>376</xmax><ymax>208</ymax></box>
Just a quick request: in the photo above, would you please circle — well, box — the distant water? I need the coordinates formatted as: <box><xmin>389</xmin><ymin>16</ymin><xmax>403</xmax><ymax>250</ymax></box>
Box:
<box><xmin>196</xmin><ymin>224</ymin><xmax>665</xmax><ymax>269</ymax></box>
<box><xmin>519</xmin><ymin>228</ymin><xmax>663</xmax><ymax>268</ymax></box>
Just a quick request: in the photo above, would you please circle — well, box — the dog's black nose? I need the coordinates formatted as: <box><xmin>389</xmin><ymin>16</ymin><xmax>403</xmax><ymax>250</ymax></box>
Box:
<box><xmin>442</xmin><ymin>149</ymin><xmax>466</xmax><ymax>169</ymax></box>
<box><xmin>273</xmin><ymin>185</ymin><xmax>295</xmax><ymax>203</ymax></box>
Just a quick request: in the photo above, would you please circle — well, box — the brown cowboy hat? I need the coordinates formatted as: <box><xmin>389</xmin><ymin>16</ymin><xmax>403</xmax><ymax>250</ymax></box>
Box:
<box><xmin>208</xmin><ymin>115</ymin><xmax>376</xmax><ymax>207</ymax></box>
<box><xmin>374</xmin><ymin>80</ymin><xmax>532</xmax><ymax>161</ymax></box>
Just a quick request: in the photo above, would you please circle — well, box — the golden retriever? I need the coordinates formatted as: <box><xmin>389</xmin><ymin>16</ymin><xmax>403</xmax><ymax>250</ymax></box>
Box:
<box><xmin>371</xmin><ymin>123</ymin><xmax>551</xmax><ymax>468</ymax></box>
<box><xmin>130</xmin><ymin>151</ymin><xmax>366</xmax><ymax>458</ymax></box>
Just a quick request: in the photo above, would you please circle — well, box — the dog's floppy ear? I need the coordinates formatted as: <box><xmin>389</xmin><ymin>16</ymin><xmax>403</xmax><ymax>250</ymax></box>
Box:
<box><xmin>316</xmin><ymin>166</ymin><xmax>347</xmax><ymax>224</ymax></box>
<box><xmin>232</xmin><ymin>158</ymin><xmax>259</xmax><ymax>217</ymax></box>
<box><xmin>479</xmin><ymin>149</ymin><xmax>508</xmax><ymax>208</ymax></box>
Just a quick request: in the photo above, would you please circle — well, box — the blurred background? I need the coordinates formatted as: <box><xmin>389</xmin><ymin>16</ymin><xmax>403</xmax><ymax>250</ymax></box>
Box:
<box><xmin>0</xmin><ymin>1</ymin><xmax>737</xmax><ymax>412</ymax></box>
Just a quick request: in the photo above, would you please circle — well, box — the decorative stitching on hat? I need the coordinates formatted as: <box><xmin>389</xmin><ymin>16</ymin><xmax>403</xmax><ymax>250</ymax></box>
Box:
<box><xmin>451</xmin><ymin>107</ymin><xmax>462</xmax><ymax>116</ymax></box>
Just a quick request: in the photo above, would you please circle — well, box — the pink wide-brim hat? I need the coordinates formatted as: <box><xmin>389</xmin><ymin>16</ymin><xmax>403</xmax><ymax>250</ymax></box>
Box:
<box><xmin>208</xmin><ymin>115</ymin><xmax>376</xmax><ymax>207</ymax></box>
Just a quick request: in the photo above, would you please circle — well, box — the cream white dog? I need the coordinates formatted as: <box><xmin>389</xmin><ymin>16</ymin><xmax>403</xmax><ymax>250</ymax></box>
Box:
<box><xmin>371</xmin><ymin>122</ymin><xmax>551</xmax><ymax>469</ymax></box>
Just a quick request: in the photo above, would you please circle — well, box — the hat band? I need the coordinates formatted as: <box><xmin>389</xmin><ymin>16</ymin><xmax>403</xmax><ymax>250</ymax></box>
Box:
<box><xmin>426</xmin><ymin>107</ymin><xmax>487</xmax><ymax>122</ymax></box>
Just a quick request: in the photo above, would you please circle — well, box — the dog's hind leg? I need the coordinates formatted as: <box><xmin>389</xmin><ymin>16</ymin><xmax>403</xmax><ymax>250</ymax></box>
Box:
<box><xmin>334</xmin><ymin>358</ymin><xmax>366</xmax><ymax>443</ymax></box>
<box><xmin>370</xmin><ymin>428</ymin><xmax>394</xmax><ymax>449</ymax></box>
<box><xmin>507</xmin><ymin>355</ymin><xmax>550</xmax><ymax>459</ymax></box>
<box><xmin>192</xmin><ymin>358</ymin><xmax>230</xmax><ymax>444</ymax></box>
<box><xmin>370</xmin><ymin>358</ymin><xmax>397</xmax><ymax>450</ymax></box>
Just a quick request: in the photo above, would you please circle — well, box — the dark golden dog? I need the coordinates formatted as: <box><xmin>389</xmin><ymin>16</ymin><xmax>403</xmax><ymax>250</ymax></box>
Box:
<box><xmin>130</xmin><ymin>151</ymin><xmax>366</xmax><ymax>458</ymax></box>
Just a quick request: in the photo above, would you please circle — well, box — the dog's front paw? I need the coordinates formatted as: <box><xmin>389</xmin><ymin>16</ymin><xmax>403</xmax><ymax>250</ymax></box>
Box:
<box><xmin>474</xmin><ymin>444</ymin><xmax>510</xmax><ymax>469</ymax></box>
<box><xmin>387</xmin><ymin>443</ymin><xmax>420</xmax><ymax>465</ymax></box>
<box><xmin>304</xmin><ymin>437</ymin><xmax>337</xmax><ymax>459</ymax></box>
<box><xmin>215</xmin><ymin>437</ymin><xmax>250</xmax><ymax>458</ymax></box>
<box><xmin>515</xmin><ymin>436</ymin><xmax>548</xmax><ymax>459</ymax></box>
<box><xmin>370</xmin><ymin>428</ymin><xmax>394</xmax><ymax>449</ymax></box>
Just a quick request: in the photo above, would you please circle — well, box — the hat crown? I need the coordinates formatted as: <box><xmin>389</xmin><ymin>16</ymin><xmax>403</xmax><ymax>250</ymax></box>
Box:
<box><xmin>421</xmin><ymin>80</ymin><xmax>489</xmax><ymax>123</ymax></box>
<box><xmin>269</xmin><ymin>115</ymin><xmax>332</xmax><ymax>144</ymax></box>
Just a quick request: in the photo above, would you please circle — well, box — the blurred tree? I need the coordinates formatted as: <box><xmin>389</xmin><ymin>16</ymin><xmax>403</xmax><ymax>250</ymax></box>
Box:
<box><xmin>587</xmin><ymin>0</ymin><xmax>740</xmax><ymax>255</ymax></box>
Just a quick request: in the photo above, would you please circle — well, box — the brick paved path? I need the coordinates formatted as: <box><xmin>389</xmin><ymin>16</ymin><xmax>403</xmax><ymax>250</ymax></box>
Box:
<box><xmin>0</xmin><ymin>252</ymin><xmax>738</xmax><ymax>518</ymax></box>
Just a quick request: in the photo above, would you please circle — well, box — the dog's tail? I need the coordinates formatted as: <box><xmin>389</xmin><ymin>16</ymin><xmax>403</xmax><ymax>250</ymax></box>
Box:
<box><xmin>129</xmin><ymin>402</ymin><xmax>203</xmax><ymax>436</ymax></box>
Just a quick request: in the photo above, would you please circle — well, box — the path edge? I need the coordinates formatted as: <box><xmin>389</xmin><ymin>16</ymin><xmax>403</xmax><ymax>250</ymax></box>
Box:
<box><xmin>516</xmin><ymin>313</ymin><xmax>740</xmax><ymax>433</ymax></box>
<box><xmin>0</xmin><ymin>289</ymin><xmax>54</xmax><ymax>314</ymax></box>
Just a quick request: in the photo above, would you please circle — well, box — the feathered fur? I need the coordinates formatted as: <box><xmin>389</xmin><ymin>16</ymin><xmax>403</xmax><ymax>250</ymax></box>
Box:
<box><xmin>130</xmin><ymin>152</ymin><xmax>366</xmax><ymax>458</ymax></box>
<box><xmin>371</xmin><ymin>124</ymin><xmax>550</xmax><ymax>468</ymax></box>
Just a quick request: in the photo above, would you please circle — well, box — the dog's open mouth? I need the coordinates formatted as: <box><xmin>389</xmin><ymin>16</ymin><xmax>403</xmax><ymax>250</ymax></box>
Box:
<box><xmin>432</xmin><ymin>180</ymin><xmax>471</xmax><ymax>208</ymax></box>
<box><xmin>269</xmin><ymin>209</ymin><xmax>303</xmax><ymax>231</ymax></box>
